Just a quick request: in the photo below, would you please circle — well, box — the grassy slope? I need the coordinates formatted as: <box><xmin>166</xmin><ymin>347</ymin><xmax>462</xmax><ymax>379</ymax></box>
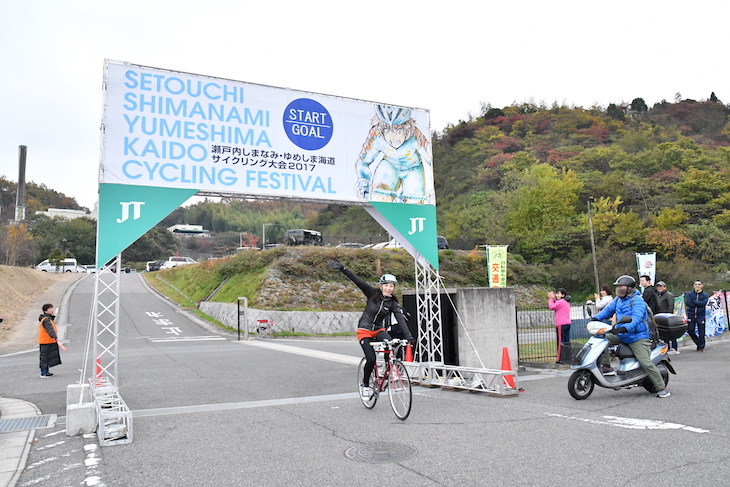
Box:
<box><xmin>145</xmin><ymin>247</ymin><xmax>549</xmax><ymax>310</ymax></box>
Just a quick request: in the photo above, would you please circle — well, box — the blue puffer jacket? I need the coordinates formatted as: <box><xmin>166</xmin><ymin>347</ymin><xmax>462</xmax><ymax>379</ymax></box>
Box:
<box><xmin>593</xmin><ymin>289</ymin><xmax>649</xmax><ymax>344</ymax></box>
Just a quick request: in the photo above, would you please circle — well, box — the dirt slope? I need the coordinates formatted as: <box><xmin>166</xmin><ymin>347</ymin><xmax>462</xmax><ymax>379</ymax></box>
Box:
<box><xmin>0</xmin><ymin>266</ymin><xmax>79</xmax><ymax>354</ymax></box>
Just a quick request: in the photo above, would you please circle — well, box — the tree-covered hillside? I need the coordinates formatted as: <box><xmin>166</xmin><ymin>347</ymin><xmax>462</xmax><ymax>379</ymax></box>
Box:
<box><xmin>426</xmin><ymin>97</ymin><xmax>730</xmax><ymax>291</ymax></box>
<box><xmin>434</xmin><ymin>97</ymin><xmax>730</xmax><ymax>255</ymax></box>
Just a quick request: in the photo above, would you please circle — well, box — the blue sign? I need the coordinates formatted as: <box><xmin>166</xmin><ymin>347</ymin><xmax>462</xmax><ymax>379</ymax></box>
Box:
<box><xmin>283</xmin><ymin>98</ymin><xmax>333</xmax><ymax>150</ymax></box>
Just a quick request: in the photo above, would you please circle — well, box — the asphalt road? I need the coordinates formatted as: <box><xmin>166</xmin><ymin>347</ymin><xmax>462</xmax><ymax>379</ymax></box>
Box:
<box><xmin>4</xmin><ymin>273</ymin><xmax>730</xmax><ymax>486</ymax></box>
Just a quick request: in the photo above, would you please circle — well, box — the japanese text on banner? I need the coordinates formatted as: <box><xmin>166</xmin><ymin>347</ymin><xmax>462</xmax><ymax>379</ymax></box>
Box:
<box><xmin>487</xmin><ymin>246</ymin><xmax>508</xmax><ymax>288</ymax></box>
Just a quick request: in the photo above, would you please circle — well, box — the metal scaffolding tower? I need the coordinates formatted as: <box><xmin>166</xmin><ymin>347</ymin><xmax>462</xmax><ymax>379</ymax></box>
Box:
<box><xmin>90</xmin><ymin>254</ymin><xmax>132</xmax><ymax>445</ymax></box>
<box><xmin>414</xmin><ymin>260</ymin><xmax>443</xmax><ymax>365</ymax></box>
<box><xmin>92</xmin><ymin>255</ymin><xmax>121</xmax><ymax>384</ymax></box>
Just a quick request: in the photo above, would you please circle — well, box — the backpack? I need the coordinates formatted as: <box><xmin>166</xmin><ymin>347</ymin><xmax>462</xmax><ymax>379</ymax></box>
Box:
<box><xmin>628</xmin><ymin>294</ymin><xmax>659</xmax><ymax>343</ymax></box>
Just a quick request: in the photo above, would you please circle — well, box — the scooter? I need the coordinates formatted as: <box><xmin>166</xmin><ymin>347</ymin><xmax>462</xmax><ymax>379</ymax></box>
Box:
<box><xmin>567</xmin><ymin>314</ymin><xmax>683</xmax><ymax>400</ymax></box>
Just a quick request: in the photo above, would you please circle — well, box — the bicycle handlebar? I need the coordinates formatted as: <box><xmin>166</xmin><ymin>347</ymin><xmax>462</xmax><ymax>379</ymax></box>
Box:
<box><xmin>368</xmin><ymin>339</ymin><xmax>409</xmax><ymax>352</ymax></box>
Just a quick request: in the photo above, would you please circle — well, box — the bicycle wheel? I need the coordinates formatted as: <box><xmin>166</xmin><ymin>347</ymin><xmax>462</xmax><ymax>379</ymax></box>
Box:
<box><xmin>388</xmin><ymin>359</ymin><xmax>412</xmax><ymax>420</ymax></box>
<box><xmin>357</xmin><ymin>358</ymin><xmax>378</xmax><ymax>409</ymax></box>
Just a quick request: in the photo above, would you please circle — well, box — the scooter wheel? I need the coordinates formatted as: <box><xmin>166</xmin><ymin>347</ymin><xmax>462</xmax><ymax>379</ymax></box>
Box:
<box><xmin>568</xmin><ymin>370</ymin><xmax>594</xmax><ymax>400</ymax></box>
<box><xmin>642</xmin><ymin>364</ymin><xmax>669</xmax><ymax>393</ymax></box>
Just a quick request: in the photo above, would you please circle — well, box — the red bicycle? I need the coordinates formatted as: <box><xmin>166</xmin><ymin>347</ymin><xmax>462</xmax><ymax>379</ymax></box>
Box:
<box><xmin>357</xmin><ymin>339</ymin><xmax>412</xmax><ymax>420</ymax></box>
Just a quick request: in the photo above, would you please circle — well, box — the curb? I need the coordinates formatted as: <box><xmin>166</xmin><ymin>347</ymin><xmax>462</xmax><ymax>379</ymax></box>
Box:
<box><xmin>0</xmin><ymin>398</ymin><xmax>41</xmax><ymax>487</ymax></box>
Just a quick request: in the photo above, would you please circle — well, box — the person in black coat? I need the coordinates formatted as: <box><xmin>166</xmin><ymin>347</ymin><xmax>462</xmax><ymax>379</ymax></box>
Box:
<box><xmin>640</xmin><ymin>275</ymin><xmax>659</xmax><ymax>315</ymax></box>
<box><xmin>38</xmin><ymin>303</ymin><xmax>62</xmax><ymax>377</ymax></box>
<box><xmin>685</xmin><ymin>280</ymin><xmax>709</xmax><ymax>352</ymax></box>
<box><xmin>656</xmin><ymin>282</ymin><xmax>678</xmax><ymax>353</ymax></box>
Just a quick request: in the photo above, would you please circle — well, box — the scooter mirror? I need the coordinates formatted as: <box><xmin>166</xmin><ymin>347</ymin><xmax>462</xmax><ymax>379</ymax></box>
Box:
<box><xmin>617</xmin><ymin>315</ymin><xmax>632</xmax><ymax>324</ymax></box>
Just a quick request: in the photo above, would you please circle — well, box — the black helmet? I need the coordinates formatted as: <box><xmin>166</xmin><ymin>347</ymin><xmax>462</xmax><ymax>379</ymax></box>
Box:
<box><xmin>613</xmin><ymin>275</ymin><xmax>636</xmax><ymax>287</ymax></box>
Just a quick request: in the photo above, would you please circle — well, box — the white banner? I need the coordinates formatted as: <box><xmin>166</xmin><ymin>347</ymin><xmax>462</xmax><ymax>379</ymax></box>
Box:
<box><xmin>635</xmin><ymin>252</ymin><xmax>656</xmax><ymax>285</ymax></box>
<box><xmin>486</xmin><ymin>246</ymin><xmax>508</xmax><ymax>288</ymax></box>
<box><xmin>101</xmin><ymin>61</ymin><xmax>433</xmax><ymax>205</ymax></box>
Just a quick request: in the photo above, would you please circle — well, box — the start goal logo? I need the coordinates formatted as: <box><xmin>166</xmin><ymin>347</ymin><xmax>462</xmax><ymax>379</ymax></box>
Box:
<box><xmin>283</xmin><ymin>98</ymin><xmax>333</xmax><ymax>150</ymax></box>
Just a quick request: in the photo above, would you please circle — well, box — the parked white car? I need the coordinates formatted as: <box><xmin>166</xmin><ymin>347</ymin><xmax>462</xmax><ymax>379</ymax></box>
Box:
<box><xmin>370</xmin><ymin>239</ymin><xmax>403</xmax><ymax>249</ymax></box>
<box><xmin>160</xmin><ymin>256</ymin><xmax>198</xmax><ymax>269</ymax></box>
<box><xmin>335</xmin><ymin>242</ymin><xmax>365</xmax><ymax>249</ymax></box>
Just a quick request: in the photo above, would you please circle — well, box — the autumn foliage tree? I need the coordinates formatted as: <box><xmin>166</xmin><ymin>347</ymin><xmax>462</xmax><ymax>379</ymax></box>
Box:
<box><xmin>1</xmin><ymin>223</ymin><xmax>35</xmax><ymax>266</ymax></box>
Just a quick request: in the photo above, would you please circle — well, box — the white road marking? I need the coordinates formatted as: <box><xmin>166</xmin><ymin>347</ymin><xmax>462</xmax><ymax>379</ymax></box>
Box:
<box><xmin>134</xmin><ymin>392</ymin><xmax>359</xmax><ymax>417</ymax></box>
<box><xmin>148</xmin><ymin>336</ymin><xmax>226</xmax><ymax>342</ymax></box>
<box><xmin>82</xmin><ymin>435</ymin><xmax>103</xmax><ymax>486</ymax></box>
<box><xmin>239</xmin><ymin>340</ymin><xmax>361</xmax><ymax>365</ymax></box>
<box><xmin>35</xmin><ymin>440</ymin><xmax>66</xmax><ymax>451</ymax></box>
<box><xmin>546</xmin><ymin>413</ymin><xmax>709</xmax><ymax>433</ymax></box>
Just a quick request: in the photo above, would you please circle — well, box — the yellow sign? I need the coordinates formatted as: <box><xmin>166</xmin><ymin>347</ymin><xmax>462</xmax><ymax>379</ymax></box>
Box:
<box><xmin>487</xmin><ymin>246</ymin><xmax>508</xmax><ymax>288</ymax></box>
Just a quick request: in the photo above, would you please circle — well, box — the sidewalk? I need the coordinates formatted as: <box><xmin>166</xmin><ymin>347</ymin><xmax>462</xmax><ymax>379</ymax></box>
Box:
<box><xmin>0</xmin><ymin>272</ymin><xmax>82</xmax><ymax>487</ymax></box>
<box><xmin>0</xmin><ymin>398</ymin><xmax>41</xmax><ymax>487</ymax></box>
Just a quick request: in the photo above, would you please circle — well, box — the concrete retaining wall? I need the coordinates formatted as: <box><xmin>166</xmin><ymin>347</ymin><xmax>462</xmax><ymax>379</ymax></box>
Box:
<box><xmin>456</xmin><ymin>287</ymin><xmax>517</xmax><ymax>370</ymax></box>
<box><xmin>201</xmin><ymin>287</ymin><xmax>519</xmax><ymax>372</ymax></box>
<box><xmin>199</xmin><ymin>301</ymin><xmax>360</xmax><ymax>335</ymax></box>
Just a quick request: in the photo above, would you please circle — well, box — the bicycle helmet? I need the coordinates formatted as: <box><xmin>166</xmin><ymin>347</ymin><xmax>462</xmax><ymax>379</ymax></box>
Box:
<box><xmin>375</xmin><ymin>105</ymin><xmax>411</xmax><ymax>127</ymax></box>
<box><xmin>379</xmin><ymin>274</ymin><xmax>398</xmax><ymax>285</ymax></box>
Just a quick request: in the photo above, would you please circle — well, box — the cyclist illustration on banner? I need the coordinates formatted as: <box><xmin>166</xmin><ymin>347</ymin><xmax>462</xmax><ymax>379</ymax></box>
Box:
<box><xmin>706</xmin><ymin>291</ymin><xmax>727</xmax><ymax>337</ymax></box>
<box><xmin>354</xmin><ymin>104</ymin><xmax>434</xmax><ymax>205</ymax></box>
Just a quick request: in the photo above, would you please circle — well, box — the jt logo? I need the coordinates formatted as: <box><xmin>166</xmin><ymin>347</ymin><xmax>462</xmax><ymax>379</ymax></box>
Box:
<box><xmin>408</xmin><ymin>217</ymin><xmax>426</xmax><ymax>235</ymax></box>
<box><xmin>117</xmin><ymin>201</ymin><xmax>145</xmax><ymax>223</ymax></box>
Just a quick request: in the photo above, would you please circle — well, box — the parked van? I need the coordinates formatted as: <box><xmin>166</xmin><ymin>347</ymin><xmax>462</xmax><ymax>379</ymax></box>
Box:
<box><xmin>36</xmin><ymin>258</ymin><xmax>80</xmax><ymax>273</ymax></box>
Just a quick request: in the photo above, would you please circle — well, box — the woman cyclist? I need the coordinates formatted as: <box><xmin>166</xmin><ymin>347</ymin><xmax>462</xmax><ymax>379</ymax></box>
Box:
<box><xmin>328</xmin><ymin>261</ymin><xmax>415</xmax><ymax>398</ymax></box>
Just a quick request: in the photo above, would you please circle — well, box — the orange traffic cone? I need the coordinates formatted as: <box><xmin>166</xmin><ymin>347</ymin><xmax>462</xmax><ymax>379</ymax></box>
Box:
<box><xmin>405</xmin><ymin>343</ymin><xmax>413</xmax><ymax>362</ymax></box>
<box><xmin>501</xmin><ymin>347</ymin><xmax>515</xmax><ymax>389</ymax></box>
<box><xmin>94</xmin><ymin>355</ymin><xmax>103</xmax><ymax>386</ymax></box>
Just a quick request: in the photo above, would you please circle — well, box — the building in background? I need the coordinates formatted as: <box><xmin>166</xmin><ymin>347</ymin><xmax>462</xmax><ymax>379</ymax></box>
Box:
<box><xmin>35</xmin><ymin>205</ymin><xmax>97</xmax><ymax>221</ymax></box>
<box><xmin>167</xmin><ymin>224</ymin><xmax>211</xmax><ymax>238</ymax></box>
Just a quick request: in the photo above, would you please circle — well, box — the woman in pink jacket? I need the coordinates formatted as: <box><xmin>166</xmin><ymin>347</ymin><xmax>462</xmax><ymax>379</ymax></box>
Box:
<box><xmin>548</xmin><ymin>288</ymin><xmax>572</xmax><ymax>363</ymax></box>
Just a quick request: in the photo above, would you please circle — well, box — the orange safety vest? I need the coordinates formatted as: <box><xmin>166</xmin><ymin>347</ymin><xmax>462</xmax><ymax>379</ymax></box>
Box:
<box><xmin>38</xmin><ymin>316</ymin><xmax>58</xmax><ymax>344</ymax></box>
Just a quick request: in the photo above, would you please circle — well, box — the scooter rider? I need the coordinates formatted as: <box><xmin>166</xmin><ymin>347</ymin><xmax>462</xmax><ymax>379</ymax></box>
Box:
<box><xmin>593</xmin><ymin>275</ymin><xmax>670</xmax><ymax>398</ymax></box>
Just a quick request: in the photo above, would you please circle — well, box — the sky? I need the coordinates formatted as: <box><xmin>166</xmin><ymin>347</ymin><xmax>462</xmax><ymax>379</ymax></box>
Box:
<box><xmin>0</xmin><ymin>0</ymin><xmax>727</xmax><ymax>211</ymax></box>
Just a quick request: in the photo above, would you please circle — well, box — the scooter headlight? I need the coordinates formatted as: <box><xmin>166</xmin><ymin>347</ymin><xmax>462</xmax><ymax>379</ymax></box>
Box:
<box><xmin>587</xmin><ymin>320</ymin><xmax>611</xmax><ymax>335</ymax></box>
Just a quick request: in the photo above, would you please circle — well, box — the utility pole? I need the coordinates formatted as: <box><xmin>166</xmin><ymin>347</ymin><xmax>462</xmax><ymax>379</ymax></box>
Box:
<box><xmin>262</xmin><ymin>223</ymin><xmax>278</xmax><ymax>250</ymax></box>
<box><xmin>587</xmin><ymin>199</ymin><xmax>600</xmax><ymax>294</ymax></box>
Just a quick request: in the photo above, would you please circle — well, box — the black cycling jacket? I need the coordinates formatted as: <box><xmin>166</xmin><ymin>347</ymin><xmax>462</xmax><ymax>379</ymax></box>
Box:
<box><xmin>341</xmin><ymin>267</ymin><xmax>411</xmax><ymax>337</ymax></box>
